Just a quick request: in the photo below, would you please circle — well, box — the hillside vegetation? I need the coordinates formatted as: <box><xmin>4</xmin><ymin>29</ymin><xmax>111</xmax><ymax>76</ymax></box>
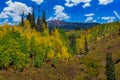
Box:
<box><xmin>0</xmin><ymin>21</ymin><xmax>120</xmax><ymax>80</ymax></box>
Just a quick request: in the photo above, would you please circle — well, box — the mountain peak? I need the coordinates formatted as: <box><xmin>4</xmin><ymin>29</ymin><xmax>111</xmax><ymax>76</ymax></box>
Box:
<box><xmin>47</xmin><ymin>20</ymin><xmax>99</xmax><ymax>31</ymax></box>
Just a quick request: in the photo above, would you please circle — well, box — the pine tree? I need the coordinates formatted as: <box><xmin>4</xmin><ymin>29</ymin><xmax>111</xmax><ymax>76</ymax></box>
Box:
<box><xmin>106</xmin><ymin>52</ymin><xmax>116</xmax><ymax>80</ymax></box>
<box><xmin>69</xmin><ymin>33</ymin><xmax>76</xmax><ymax>54</ymax></box>
<box><xmin>37</xmin><ymin>16</ymin><xmax>42</xmax><ymax>31</ymax></box>
<box><xmin>84</xmin><ymin>36</ymin><xmax>89</xmax><ymax>54</ymax></box>
<box><xmin>31</xmin><ymin>6</ymin><xmax>36</xmax><ymax>29</ymax></box>
<box><xmin>21</xmin><ymin>11</ymin><xmax>24</xmax><ymax>26</ymax></box>
<box><xmin>26</xmin><ymin>12</ymin><xmax>32</xmax><ymax>23</ymax></box>
<box><xmin>36</xmin><ymin>5</ymin><xmax>42</xmax><ymax>31</ymax></box>
<box><xmin>42</xmin><ymin>11</ymin><xmax>46</xmax><ymax>23</ymax></box>
<box><xmin>42</xmin><ymin>10</ymin><xmax>47</xmax><ymax>28</ymax></box>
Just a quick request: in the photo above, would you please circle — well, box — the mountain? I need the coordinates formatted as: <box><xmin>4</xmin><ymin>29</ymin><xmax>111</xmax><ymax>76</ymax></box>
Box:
<box><xmin>47</xmin><ymin>20</ymin><xmax>99</xmax><ymax>31</ymax></box>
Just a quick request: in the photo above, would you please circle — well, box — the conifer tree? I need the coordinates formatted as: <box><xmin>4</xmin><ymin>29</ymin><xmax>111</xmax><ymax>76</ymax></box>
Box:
<box><xmin>84</xmin><ymin>36</ymin><xmax>89</xmax><ymax>54</ymax></box>
<box><xmin>42</xmin><ymin>10</ymin><xmax>47</xmax><ymax>28</ymax></box>
<box><xmin>26</xmin><ymin>12</ymin><xmax>32</xmax><ymax>23</ymax></box>
<box><xmin>36</xmin><ymin>5</ymin><xmax>41</xmax><ymax>31</ymax></box>
<box><xmin>31</xmin><ymin>6</ymin><xmax>36</xmax><ymax>29</ymax></box>
<box><xmin>37</xmin><ymin>16</ymin><xmax>42</xmax><ymax>31</ymax></box>
<box><xmin>21</xmin><ymin>11</ymin><xmax>24</xmax><ymax>26</ymax></box>
<box><xmin>42</xmin><ymin>11</ymin><xmax>46</xmax><ymax>23</ymax></box>
<box><xmin>69</xmin><ymin>33</ymin><xmax>76</xmax><ymax>54</ymax></box>
<box><xmin>106</xmin><ymin>52</ymin><xmax>116</xmax><ymax>80</ymax></box>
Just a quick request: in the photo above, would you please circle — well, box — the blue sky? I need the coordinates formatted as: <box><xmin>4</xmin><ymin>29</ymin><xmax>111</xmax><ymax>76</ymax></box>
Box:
<box><xmin>0</xmin><ymin>0</ymin><xmax>120</xmax><ymax>25</ymax></box>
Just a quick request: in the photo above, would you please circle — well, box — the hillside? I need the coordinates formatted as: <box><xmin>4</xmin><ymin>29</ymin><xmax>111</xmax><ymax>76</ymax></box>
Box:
<box><xmin>0</xmin><ymin>22</ymin><xmax>120</xmax><ymax>80</ymax></box>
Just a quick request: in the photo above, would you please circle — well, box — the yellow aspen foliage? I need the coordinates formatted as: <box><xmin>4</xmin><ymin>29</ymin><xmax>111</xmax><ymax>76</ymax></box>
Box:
<box><xmin>60</xmin><ymin>47</ymin><xmax>71</xmax><ymax>61</ymax></box>
<box><xmin>52</xmin><ymin>29</ymin><xmax>60</xmax><ymax>38</ymax></box>
<box><xmin>0</xmin><ymin>21</ymin><xmax>119</xmax><ymax>69</ymax></box>
<box><xmin>47</xmin><ymin>49</ymin><xmax>55</xmax><ymax>59</ymax></box>
<box><xmin>24</xmin><ymin>20</ymin><xmax>31</xmax><ymax>29</ymax></box>
<box><xmin>76</xmin><ymin>37</ymin><xmax>85</xmax><ymax>54</ymax></box>
<box><xmin>39</xmin><ymin>22</ymin><xmax>49</xmax><ymax>36</ymax></box>
<box><xmin>96</xmin><ymin>36</ymin><xmax>100</xmax><ymax>41</ymax></box>
<box><xmin>42</xmin><ymin>28</ymin><xmax>49</xmax><ymax>36</ymax></box>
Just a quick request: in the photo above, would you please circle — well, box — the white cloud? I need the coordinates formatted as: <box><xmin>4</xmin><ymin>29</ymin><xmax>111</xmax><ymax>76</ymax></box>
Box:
<box><xmin>92</xmin><ymin>20</ymin><xmax>97</xmax><ymax>22</ymax></box>
<box><xmin>85</xmin><ymin>13</ymin><xmax>95</xmax><ymax>17</ymax></box>
<box><xmin>85</xmin><ymin>16</ymin><xmax>93</xmax><ymax>22</ymax></box>
<box><xmin>101</xmin><ymin>16</ymin><xmax>115</xmax><ymax>23</ymax></box>
<box><xmin>101</xmin><ymin>16</ymin><xmax>115</xmax><ymax>20</ymax></box>
<box><xmin>85</xmin><ymin>13</ymin><xmax>96</xmax><ymax>22</ymax></box>
<box><xmin>99</xmin><ymin>0</ymin><xmax>113</xmax><ymax>5</ymax></box>
<box><xmin>0</xmin><ymin>0</ymin><xmax>32</xmax><ymax>23</ymax></box>
<box><xmin>113</xmin><ymin>11</ymin><xmax>120</xmax><ymax>19</ymax></box>
<box><xmin>32</xmin><ymin>0</ymin><xmax>43</xmax><ymax>4</ymax></box>
<box><xmin>48</xmin><ymin>5</ymin><xmax>70</xmax><ymax>21</ymax></box>
<box><xmin>65</xmin><ymin>3</ymin><xmax>74</xmax><ymax>7</ymax></box>
<box><xmin>0</xmin><ymin>12</ymin><xmax>9</xmax><ymax>18</ymax></box>
<box><xmin>82</xmin><ymin>3</ymin><xmax>91</xmax><ymax>8</ymax></box>
<box><xmin>65</xmin><ymin>0</ymin><xmax>91</xmax><ymax>8</ymax></box>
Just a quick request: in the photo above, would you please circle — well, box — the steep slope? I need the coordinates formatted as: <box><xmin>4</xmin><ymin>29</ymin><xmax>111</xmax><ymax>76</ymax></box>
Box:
<box><xmin>0</xmin><ymin>28</ymin><xmax>120</xmax><ymax>80</ymax></box>
<box><xmin>81</xmin><ymin>31</ymin><xmax>120</xmax><ymax>79</ymax></box>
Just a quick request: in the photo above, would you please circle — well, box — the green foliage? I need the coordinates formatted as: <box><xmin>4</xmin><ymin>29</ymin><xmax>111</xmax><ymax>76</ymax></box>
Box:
<box><xmin>0</xmin><ymin>28</ymin><xmax>29</xmax><ymax>70</ymax></box>
<box><xmin>106</xmin><ymin>52</ymin><xmax>116</xmax><ymax>80</ymax></box>
<box><xmin>69</xmin><ymin>32</ymin><xmax>76</xmax><ymax>54</ymax></box>
<box><xmin>68</xmin><ymin>22</ymin><xmax>120</xmax><ymax>55</ymax></box>
<box><xmin>87</xmin><ymin>61</ymin><xmax>98</xmax><ymax>69</ymax></box>
<box><xmin>0</xmin><ymin>21</ymin><xmax>119</xmax><ymax>70</ymax></box>
<box><xmin>21</xmin><ymin>12</ymin><xmax>24</xmax><ymax>26</ymax></box>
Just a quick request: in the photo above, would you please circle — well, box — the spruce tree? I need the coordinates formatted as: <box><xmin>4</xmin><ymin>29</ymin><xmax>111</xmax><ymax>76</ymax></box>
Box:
<box><xmin>42</xmin><ymin>10</ymin><xmax>47</xmax><ymax>28</ymax></box>
<box><xmin>21</xmin><ymin>11</ymin><xmax>24</xmax><ymax>26</ymax></box>
<box><xmin>31</xmin><ymin>6</ymin><xmax>36</xmax><ymax>29</ymax></box>
<box><xmin>26</xmin><ymin>12</ymin><xmax>32</xmax><ymax>23</ymax></box>
<box><xmin>37</xmin><ymin>16</ymin><xmax>42</xmax><ymax>31</ymax></box>
<box><xmin>106</xmin><ymin>52</ymin><xmax>116</xmax><ymax>80</ymax></box>
<box><xmin>84</xmin><ymin>36</ymin><xmax>89</xmax><ymax>54</ymax></box>
<box><xmin>37</xmin><ymin>5</ymin><xmax>43</xmax><ymax>31</ymax></box>
<box><xmin>42</xmin><ymin>11</ymin><xmax>46</xmax><ymax>22</ymax></box>
<box><xmin>69</xmin><ymin>33</ymin><xmax>76</xmax><ymax>54</ymax></box>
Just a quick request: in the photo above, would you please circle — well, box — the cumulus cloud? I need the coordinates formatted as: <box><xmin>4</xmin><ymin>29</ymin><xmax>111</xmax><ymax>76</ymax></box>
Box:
<box><xmin>113</xmin><ymin>11</ymin><xmax>120</xmax><ymax>19</ymax></box>
<box><xmin>32</xmin><ymin>0</ymin><xmax>43</xmax><ymax>4</ymax></box>
<box><xmin>0</xmin><ymin>0</ymin><xmax>32</xmax><ymax>23</ymax></box>
<box><xmin>48</xmin><ymin>5</ymin><xmax>70</xmax><ymax>21</ymax></box>
<box><xmin>92</xmin><ymin>20</ymin><xmax>97</xmax><ymax>22</ymax></box>
<box><xmin>82</xmin><ymin>3</ymin><xmax>91</xmax><ymax>8</ymax></box>
<box><xmin>84</xmin><ymin>13</ymin><xmax>96</xmax><ymax>22</ymax></box>
<box><xmin>0</xmin><ymin>12</ymin><xmax>9</xmax><ymax>18</ymax></box>
<box><xmin>99</xmin><ymin>0</ymin><xmax>113</xmax><ymax>5</ymax></box>
<box><xmin>101</xmin><ymin>16</ymin><xmax>115</xmax><ymax>20</ymax></box>
<box><xmin>85</xmin><ymin>17</ymin><xmax>93</xmax><ymax>22</ymax></box>
<box><xmin>85</xmin><ymin>13</ymin><xmax>95</xmax><ymax>17</ymax></box>
<box><xmin>65</xmin><ymin>0</ymin><xmax>91</xmax><ymax>8</ymax></box>
<box><xmin>101</xmin><ymin>16</ymin><xmax>115</xmax><ymax>23</ymax></box>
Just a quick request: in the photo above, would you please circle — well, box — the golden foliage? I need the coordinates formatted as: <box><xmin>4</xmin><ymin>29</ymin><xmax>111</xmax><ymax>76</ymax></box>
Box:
<box><xmin>0</xmin><ymin>22</ymin><xmax>71</xmax><ymax>69</ymax></box>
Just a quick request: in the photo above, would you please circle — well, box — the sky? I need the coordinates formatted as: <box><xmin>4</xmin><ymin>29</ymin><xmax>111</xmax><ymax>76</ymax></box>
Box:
<box><xmin>0</xmin><ymin>0</ymin><xmax>120</xmax><ymax>25</ymax></box>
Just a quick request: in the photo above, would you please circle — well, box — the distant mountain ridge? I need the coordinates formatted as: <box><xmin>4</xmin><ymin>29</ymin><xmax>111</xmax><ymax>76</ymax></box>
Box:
<box><xmin>47</xmin><ymin>20</ymin><xmax>99</xmax><ymax>31</ymax></box>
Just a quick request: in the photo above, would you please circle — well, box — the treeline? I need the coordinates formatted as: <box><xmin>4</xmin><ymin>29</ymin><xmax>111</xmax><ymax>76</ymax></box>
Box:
<box><xmin>21</xmin><ymin>6</ymin><xmax>47</xmax><ymax>32</ymax></box>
